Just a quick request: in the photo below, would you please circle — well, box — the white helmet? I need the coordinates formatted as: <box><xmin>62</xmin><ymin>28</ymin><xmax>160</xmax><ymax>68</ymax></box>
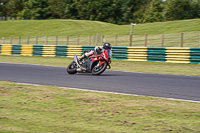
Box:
<box><xmin>94</xmin><ymin>46</ymin><xmax>103</xmax><ymax>54</ymax></box>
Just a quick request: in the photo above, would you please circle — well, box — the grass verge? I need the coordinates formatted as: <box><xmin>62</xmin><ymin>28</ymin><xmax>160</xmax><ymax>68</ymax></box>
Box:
<box><xmin>0</xmin><ymin>81</ymin><xmax>199</xmax><ymax>133</ymax></box>
<box><xmin>0</xmin><ymin>55</ymin><xmax>200</xmax><ymax>76</ymax></box>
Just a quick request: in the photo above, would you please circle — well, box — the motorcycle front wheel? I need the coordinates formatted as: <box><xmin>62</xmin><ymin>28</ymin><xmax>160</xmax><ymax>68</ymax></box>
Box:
<box><xmin>67</xmin><ymin>61</ymin><xmax>77</xmax><ymax>74</ymax></box>
<box><xmin>92</xmin><ymin>62</ymin><xmax>107</xmax><ymax>75</ymax></box>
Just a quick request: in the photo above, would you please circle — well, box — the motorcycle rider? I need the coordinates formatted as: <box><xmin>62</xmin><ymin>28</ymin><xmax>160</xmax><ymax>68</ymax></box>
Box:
<box><xmin>79</xmin><ymin>42</ymin><xmax>112</xmax><ymax>62</ymax></box>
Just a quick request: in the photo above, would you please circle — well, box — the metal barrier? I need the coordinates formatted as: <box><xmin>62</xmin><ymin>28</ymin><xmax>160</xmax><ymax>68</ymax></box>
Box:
<box><xmin>0</xmin><ymin>44</ymin><xmax>200</xmax><ymax>64</ymax></box>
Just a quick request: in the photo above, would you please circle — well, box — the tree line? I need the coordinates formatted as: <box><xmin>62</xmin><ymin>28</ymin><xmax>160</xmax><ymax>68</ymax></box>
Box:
<box><xmin>0</xmin><ymin>0</ymin><xmax>199</xmax><ymax>24</ymax></box>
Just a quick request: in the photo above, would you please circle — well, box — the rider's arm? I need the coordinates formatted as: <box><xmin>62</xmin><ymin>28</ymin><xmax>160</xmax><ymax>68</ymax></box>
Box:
<box><xmin>85</xmin><ymin>50</ymin><xmax>94</xmax><ymax>57</ymax></box>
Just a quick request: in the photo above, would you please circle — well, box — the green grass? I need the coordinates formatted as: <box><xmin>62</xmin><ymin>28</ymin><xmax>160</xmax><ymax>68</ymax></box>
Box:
<box><xmin>0</xmin><ymin>55</ymin><xmax>200</xmax><ymax>76</ymax></box>
<box><xmin>1</xmin><ymin>19</ymin><xmax>200</xmax><ymax>47</ymax></box>
<box><xmin>0</xmin><ymin>19</ymin><xmax>200</xmax><ymax>37</ymax></box>
<box><xmin>0</xmin><ymin>81</ymin><xmax>199</xmax><ymax>133</ymax></box>
<box><xmin>1</xmin><ymin>19</ymin><xmax>200</xmax><ymax>132</ymax></box>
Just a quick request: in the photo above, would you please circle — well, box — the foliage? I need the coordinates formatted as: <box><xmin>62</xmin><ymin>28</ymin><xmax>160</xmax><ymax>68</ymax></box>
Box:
<box><xmin>143</xmin><ymin>0</ymin><xmax>164</xmax><ymax>23</ymax></box>
<box><xmin>6</xmin><ymin>0</ymin><xmax>25</xmax><ymax>18</ymax></box>
<box><xmin>0</xmin><ymin>0</ymin><xmax>199</xmax><ymax>24</ymax></box>
<box><xmin>0</xmin><ymin>0</ymin><xmax>10</xmax><ymax>16</ymax></box>
<box><xmin>48</xmin><ymin>0</ymin><xmax>67</xmax><ymax>19</ymax></box>
<box><xmin>22</xmin><ymin>0</ymin><xmax>50</xmax><ymax>19</ymax></box>
<box><xmin>164</xmin><ymin>0</ymin><xmax>195</xmax><ymax>20</ymax></box>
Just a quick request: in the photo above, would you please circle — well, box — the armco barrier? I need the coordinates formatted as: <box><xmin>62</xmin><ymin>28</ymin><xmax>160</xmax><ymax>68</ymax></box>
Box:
<box><xmin>0</xmin><ymin>44</ymin><xmax>200</xmax><ymax>64</ymax></box>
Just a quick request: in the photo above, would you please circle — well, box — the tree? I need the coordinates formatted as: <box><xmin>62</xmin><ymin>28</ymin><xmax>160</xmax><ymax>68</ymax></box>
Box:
<box><xmin>1</xmin><ymin>0</ymin><xmax>199</xmax><ymax>24</ymax></box>
<box><xmin>143</xmin><ymin>0</ymin><xmax>164</xmax><ymax>23</ymax></box>
<box><xmin>0</xmin><ymin>0</ymin><xmax>11</xmax><ymax>17</ymax></box>
<box><xmin>164</xmin><ymin>0</ymin><xmax>193</xmax><ymax>20</ymax></box>
<box><xmin>64</xmin><ymin>0</ymin><xmax>78</xmax><ymax>19</ymax></box>
<box><xmin>48</xmin><ymin>0</ymin><xmax>67</xmax><ymax>19</ymax></box>
<box><xmin>190</xmin><ymin>0</ymin><xmax>200</xmax><ymax>18</ymax></box>
<box><xmin>91</xmin><ymin>0</ymin><xmax>117</xmax><ymax>23</ymax></box>
<box><xmin>23</xmin><ymin>0</ymin><xmax>50</xmax><ymax>19</ymax></box>
<box><xmin>75</xmin><ymin>0</ymin><xmax>113</xmax><ymax>22</ymax></box>
<box><xmin>6</xmin><ymin>0</ymin><xmax>26</xmax><ymax>18</ymax></box>
<box><xmin>131</xmin><ymin>0</ymin><xmax>151</xmax><ymax>23</ymax></box>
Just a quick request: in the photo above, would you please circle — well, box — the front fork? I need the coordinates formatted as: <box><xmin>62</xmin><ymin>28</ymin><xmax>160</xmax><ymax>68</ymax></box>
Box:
<box><xmin>74</xmin><ymin>55</ymin><xmax>81</xmax><ymax>68</ymax></box>
<box><xmin>74</xmin><ymin>54</ymin><xmax>86</xmax><ymax>71</ymax></box>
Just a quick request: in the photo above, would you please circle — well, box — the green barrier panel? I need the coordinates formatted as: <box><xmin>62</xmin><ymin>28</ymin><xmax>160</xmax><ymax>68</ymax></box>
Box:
<box><xmin>33</xmin><ymin>45</ymin><xmax>43</xmax><ymax>56</ymax></box>
<box><xmin>112</xmin><ymin>46</ymin><xmax>128</xmax><ymax>50</ymax></box>
<box><xmin>190</xmin><ymin>48</ymin><xmax>200</xmax><ymax>51</ymax></box>
<box><xmin>112</xmin><ymin>46</ymin><xmax>128</xmax><ymax>60</ymax></box>
<box><xmin>82</xmin><ymin>46</ymin><xmax>128</xmax><ymax>60</ymax></box>
<box><xmin>190</xmin><ymin>48</ymin><xmax>200</xmax><ymax>56</ymax></box>
<box><xmin>147</xmin><ymin>47</ymin><xmax>166</xmax><ymax>62</ymax></box>
<box><xmin>55</xmin><ymin>46</ymin><xmax>68</xmax><ymax>57</ymax></box>
<box><xmin>190</xmin><ymin>59</ymin><xmax>200</xmax><ymax>64</ymax></box>
<box><xmin>190</xmin><ymin>48</ymin><xmax>200</xmax><ymax>64</ymax></box>
<box><xmin>82</xmin><ymin>46</ymin><xmax>95</xmax><ymax>52</ymax></box>
<box><xmin>12</xmin><ymin>45</ymin><xmax>21</xmax><ymax>55</ymax></box>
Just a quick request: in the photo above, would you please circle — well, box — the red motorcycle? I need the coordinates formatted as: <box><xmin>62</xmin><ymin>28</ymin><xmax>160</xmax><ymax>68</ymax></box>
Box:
<box><xmin>67</xmin><ymin>49</ymin><xmax>111</xmax><ymax>75</ymax></box>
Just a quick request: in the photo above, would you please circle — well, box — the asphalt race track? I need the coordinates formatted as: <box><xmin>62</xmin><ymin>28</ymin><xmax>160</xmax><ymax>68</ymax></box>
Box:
<box><xmin>0</xmin><ymin>62</ymin><xmax>200</xmax><ymax>102</ymax></box>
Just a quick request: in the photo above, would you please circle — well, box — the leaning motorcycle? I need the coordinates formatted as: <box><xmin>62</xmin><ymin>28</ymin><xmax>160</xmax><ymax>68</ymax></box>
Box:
<box><xmin>67</xmin><ymin>50</ymin><xmax>111</xmax><ymax>75</ymax></box>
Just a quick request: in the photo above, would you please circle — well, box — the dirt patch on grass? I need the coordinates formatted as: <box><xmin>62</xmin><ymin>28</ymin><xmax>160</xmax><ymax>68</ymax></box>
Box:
<box><xmin>73</xmin><ymin>98</ymin><xmax>100</xmax><ymax>103</ymax></box>
<box><xmin>0</xmin><ymin>117</ymin><xmax>9</xmax><ymax>120</ymax></box>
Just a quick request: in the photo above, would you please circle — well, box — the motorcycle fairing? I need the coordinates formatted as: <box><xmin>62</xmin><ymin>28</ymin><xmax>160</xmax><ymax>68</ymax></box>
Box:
<box><xmin>89</xmin><ymin>50</ymin><xmax>109</xmax><ymax>66</ymax></box>
<box><xmin>72</xmin><ymin>49</ymin><xmax>111</xmax><ymax>74</ymax></box>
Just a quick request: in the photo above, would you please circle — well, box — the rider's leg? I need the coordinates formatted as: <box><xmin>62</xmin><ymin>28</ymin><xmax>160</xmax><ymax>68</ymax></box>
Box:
<box><xmin>79</xmin><ymin>50</ymin><xmax>94</xmax><ymax>61</ymax></box>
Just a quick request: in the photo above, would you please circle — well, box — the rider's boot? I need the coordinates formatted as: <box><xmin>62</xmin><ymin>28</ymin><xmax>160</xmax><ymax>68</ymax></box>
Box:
<box><xmin>78</xmin><ymin>53</ymin><xmax>86</xmax><ymax>65</ymax></box>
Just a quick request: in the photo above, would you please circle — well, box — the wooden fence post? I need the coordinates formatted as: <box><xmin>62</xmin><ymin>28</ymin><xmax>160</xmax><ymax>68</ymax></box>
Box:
<box><xmin>66</xmin><ymin>36</ymin><xmax>69</xmax><ymax>45</ymax></box>
<box><xmin>161</xmin><ymin>34</ymin><xmax>164</xmax><ymax>47</ymax></box>
<box><xmin>27</xmin><ymin>36</ymin><xmax>29</xmax><ymax>44</ymax></box>
<box><xmin>56</xmin><ymin>36</ymin><xmax>58</xmax><ymax>45</ymax></box>
<box><xmin>145</xmin><ymin>34</ymin><xmax>147</xmax><ymax>47</ymax></box>
<box><xmin>129</xmin><ymin>35</ymin><xmax>132</xmax><ymax>46</ymax></box>
<box><xmin>2</xmin><ymin>37</ymin><xmax>5</xmax><ymax>44</ymax></box>
<box><xmin>88</xmin><ymin>35</ymin><xmax>91</xmax><ymax>46</ymax></box>
<box><xmin>96</xmin><ymin>33</ymin><xmax>99</xmax><ymax>45</ymax></box>
<box><xmin>93</xmin><ymin>35</ymin><xmax>95</xmax><ymax>44</ymax></box>
<box><xmin>10</xmin><ymin>36</ymin><xmax>12</xmax><ymax>44</ymax></box>
<box><xmin>129</xmin><ymin>23</ymin><xmax>136</xmax><ymax>47</ymax></box>
<box><xmin>77</xmin><ymin>35</ymin><xmax>79</xmax><ymax>45</ymax></box>
<box><xmin>36</xmin><ymin>36</ymin><xmax>38</xmax><ymax>45</ymax></box>
<box><xmin>19</xmin><ymin>36</ymin><xmax>21</xmax><ymax>44</ymax></box>
<box><xmin>199</xmin><ymin>35</ymin><xmax>200</xmax><ymax>48</ymax></box>
<box><xmin>115</xmin><ymin>35</ymin><xmax>117</xmax><ymax>46</ymax></box>
<box><xmin>102</xmin><ymin>35</ymin><xmax>105</xmax><ymax>43</ymax></box>
<box><xmin>181</xmin><ymin>33</ymin><xmax>184</xmax><ymax>47</ymax></box>
<box><xmin>45</xmin><ymin>36</ymin><xmax>48</xmax><ymax>45</ymax></box>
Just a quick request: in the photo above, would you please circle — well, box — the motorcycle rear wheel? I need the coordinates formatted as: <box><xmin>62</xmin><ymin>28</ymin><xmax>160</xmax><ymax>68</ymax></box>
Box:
<box><xmin>92</xmin><ymin>62</ymin><xmax>107</xmax><ymax>75</ymax></box>
<box><xmin>67</xmin><ymin>61</ymin><xmax>77</xmax><ymax>74</ymax></box>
